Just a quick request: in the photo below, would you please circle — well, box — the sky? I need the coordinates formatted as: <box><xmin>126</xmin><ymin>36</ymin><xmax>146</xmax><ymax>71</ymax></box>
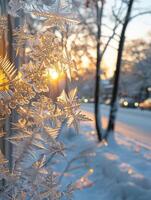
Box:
<box><xmin>127</xmin><ymin>0</ymin><xmax>151</xmax><ymax>40</ymax></box>
<box><xmin>105</xmin><ymin>0</ymin><xmax>151</xmax><ymax>40</ymax></box>
<box><xmin>103</xmin><ymin>0</ymin><xmax>151</xmax><ymax>77</ymax></box>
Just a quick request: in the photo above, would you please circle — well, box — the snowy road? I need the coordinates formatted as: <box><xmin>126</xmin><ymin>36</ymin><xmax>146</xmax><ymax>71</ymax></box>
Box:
<box><xmin>81</xmin><ymin>103</ymin><xmax>151</xmax><ymax>148</ymax></box>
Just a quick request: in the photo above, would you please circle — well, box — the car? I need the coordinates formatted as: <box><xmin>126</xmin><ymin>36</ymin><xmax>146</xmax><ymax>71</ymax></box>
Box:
<box><xmin>80</xmin><ymin>97</ymin><xmax>88</xmax><ymax>103</ymax></box>
<box><xmin>119</xmin><ymin>98</ymin><xmax>139</xmax><ymax>108</ymax></box>
<box><xmin>139</xmin><ymin>98</ymin><xmax>151</xmax><ymax>110</ymax></box>
<box><xmin>89</xmin><ymin>98</ymin><xmax>94</xmax><ymax>103</ymax></box>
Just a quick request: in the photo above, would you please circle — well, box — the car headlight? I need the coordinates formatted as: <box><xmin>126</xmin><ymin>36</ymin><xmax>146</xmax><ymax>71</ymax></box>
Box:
<box><xmin>123</xmin><ymin>101</ymin><xmax>128</xmax><ymax>106</ymax></box>
<box><xmin>134</xmin><ymin>102</ymin><xmax>139</xmax><ymax>107</ymax></box>
<box><xmin>84</xmin><ymin>98</ymin><xmax>88</xmax><ymax>103</ymax></box>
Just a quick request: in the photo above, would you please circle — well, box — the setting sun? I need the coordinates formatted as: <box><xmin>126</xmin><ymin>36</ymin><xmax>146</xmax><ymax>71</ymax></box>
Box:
<box><xmin>47</xmin><ymin>69</ymin><xmax>59</xmax><ymax>80</ymax></box>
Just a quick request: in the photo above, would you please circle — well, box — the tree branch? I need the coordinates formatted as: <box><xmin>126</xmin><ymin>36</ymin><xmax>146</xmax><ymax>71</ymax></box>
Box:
<box><xmin>130</xmin><ymin>10</ymin><xmax>151</xmax><ymax>21</ymax></box>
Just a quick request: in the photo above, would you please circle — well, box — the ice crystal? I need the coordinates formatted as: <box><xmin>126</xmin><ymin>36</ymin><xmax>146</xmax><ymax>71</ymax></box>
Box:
<box><xmin>0</xmin><ymin>16</ymin><xmax>7</xmax><ymax>39</ymax></box>
<box><xmin>0</xmin><ymin>1</ymin><xmax>89</xmax><ymax>199</ymax></box>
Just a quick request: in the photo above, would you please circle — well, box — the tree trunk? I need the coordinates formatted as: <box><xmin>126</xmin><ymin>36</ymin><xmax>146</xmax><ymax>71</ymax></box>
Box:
<box><xmin>94</xmin><ymin>1</ymin><xmax>104</xmax><ymax>141</ymax></box>
<box><xmin>105</xmin><ymin>0</ymin><xmax>134</xmax><ymax>139</ymax></box>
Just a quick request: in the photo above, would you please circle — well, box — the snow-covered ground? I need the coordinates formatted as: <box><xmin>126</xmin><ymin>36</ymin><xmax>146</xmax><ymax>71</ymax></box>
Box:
<box><xmin>82</xmin><ymin>103</ymin><xmax>151</xmax><ymax>148</ymax></box>
<box><xmin>59</xmin><ymin>104</ymin><xmax>151</xmax><ymax>200</ymax></box>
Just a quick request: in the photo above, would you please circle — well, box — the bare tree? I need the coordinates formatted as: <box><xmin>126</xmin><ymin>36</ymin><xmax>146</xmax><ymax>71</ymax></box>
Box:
<box><xmin>94</xmin><ymin>0</ymin><xmax>105</xmax><ymax>141</ymax></box>
<box><xmin>73</xmin><ymin>0</ymin><xmax>123</xmax><ymax>141</ymax></box>
<box><xmin>105</xmin><ymin>0</ymin><xmax>135</xmax><ymax>138</ymax></box>
<box><xmin>105</xmin><ymin>0</ymin><xmax>151</xmax><ymax>140</ymax></box>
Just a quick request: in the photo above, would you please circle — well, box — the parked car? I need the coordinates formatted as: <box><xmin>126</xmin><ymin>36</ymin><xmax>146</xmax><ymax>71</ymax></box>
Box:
<box><xmin>139</xmin><ymin>98</ymin><xmax>151</xmax><ymax>110</ymax></box>
<box><xmin>80</xmin><ymin>97</ymin><xmax>89</xmax><ymax>103</ymax></box>
<box><xmin>119</xmin><ymin>98</ymin><xmax>139</xmax><ymax>108</ymax></box>
<box><xmin>89</xmin><ymin>98</ymin><xmax>94</xmax><ymax>103</ymax></box>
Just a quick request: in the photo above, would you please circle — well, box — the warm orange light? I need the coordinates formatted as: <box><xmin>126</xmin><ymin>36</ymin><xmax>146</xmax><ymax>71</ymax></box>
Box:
<box><xmin>0</xmin><ymin>69</ymin><xmax>9</xmax><ymax>91</ymax></box>
<box><xmin>89</xmin><ymin>168</ymin><xmax>94</xmax><ymax>174</ymax></box>
<box><xmin>17</xmin><ymin>72</ymin><xmax>22</xmax><ymax>80</ymax></box>
<box><xmin>47</xmin><ymin>69</ymin><xmax>59</xmax><ymax>80</ymax></box>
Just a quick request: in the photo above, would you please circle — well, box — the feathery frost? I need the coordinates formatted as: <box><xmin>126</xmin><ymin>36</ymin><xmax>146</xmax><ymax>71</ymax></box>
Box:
<box><xmin>0</xmin><ymin>1</ymin><xmax>89</xmax><ymax>199</ymax></box>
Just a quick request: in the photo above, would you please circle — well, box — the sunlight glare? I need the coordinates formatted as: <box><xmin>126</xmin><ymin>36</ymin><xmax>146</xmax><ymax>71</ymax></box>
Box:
<box><xmin>48</xmin><ymin>69</ymin><xmax>59</xmax><ymax>80</ymax></box>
